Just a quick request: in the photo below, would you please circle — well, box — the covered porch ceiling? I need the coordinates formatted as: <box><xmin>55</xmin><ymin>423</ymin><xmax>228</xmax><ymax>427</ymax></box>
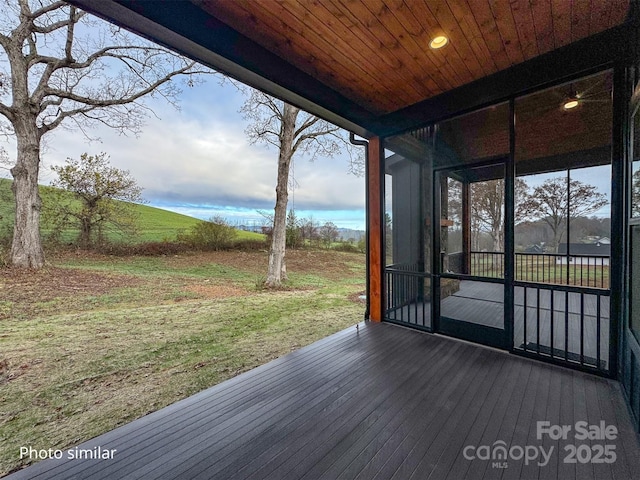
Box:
<box><xmin>69</xmin><ymin>0</ymin><xmax>636</xmax><ymax>139</ymax></box>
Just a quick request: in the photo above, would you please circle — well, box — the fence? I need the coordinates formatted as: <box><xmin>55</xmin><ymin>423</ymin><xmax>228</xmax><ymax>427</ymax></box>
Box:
<box><xmin>469</xmin><ymin>251</ymin><xmax>609</xmax><ymax>288</ymax></box>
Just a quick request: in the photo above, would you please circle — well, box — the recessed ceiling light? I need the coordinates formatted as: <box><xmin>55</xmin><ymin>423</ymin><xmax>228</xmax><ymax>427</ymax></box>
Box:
<box><xmin>563</xmin><ymin>99</ymin><xmax>579</xmax><ymax>110</ymax></box>
<box><xmin>430</xmin><ymin>35</ymin><xmax>449</xmax><ymax>50</ymax></box>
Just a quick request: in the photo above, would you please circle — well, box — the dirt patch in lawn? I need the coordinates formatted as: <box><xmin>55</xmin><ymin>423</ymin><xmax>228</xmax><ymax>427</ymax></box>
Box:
<box><xmin>164</xmin><ymin>250</ymin><xmax>267</xmax><ymax>275</ymax></box>
<box><xmin>164</xmin><ymin>249</ymin><xmax>362</xmax><ymax>282</ymax></box>
<box><xmin>0</xmin><ymin>266</ymin><xmax>141</xmax><ymax>321</ymax></box>
<box><xmin>0</xmin><ymin>267</ymin><xmax>139</xmax><ymax>304</ymax></box>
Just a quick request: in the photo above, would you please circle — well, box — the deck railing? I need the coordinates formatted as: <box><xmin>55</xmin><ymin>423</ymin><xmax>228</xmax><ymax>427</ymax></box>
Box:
<box><xmin>384</xmin><ymin>264</ymin><xmax>431</xmax><ymax>329</ymax></box>
<box><xmin>514</xmin><ymin>282</ymin><xmax>610</xmax><ymax>372</ymax></box>
<box><xmin>469</xmin><ymin>251</ymin><xmax>609</xmax><ymax>289</ymax></box>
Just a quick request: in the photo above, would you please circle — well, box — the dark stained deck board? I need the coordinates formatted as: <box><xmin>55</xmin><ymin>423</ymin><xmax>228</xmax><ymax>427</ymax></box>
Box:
<box><xmin>518</xmin><ymin>360</ymin><xmax>553</xmax><ymax>479</ymax></box>
<box><xmin>570</xmin><ymin>372</ymin><xmax>592</xmax><ymax>480</ymax></box>
<box><xmin>408</xmin><ymin>350</ymin><xmax>508</xmax><ymax>479</ymax></box>
<box><xmin>268</xmin><ymin>338</ymin><xmax>455</xmax><ymax>480</ymax></box>
<box><xmin>7</xmin><ymin>322</ymin><xmax>640</xmax><ymax>480</ymax></box>
<box><xmin>596</xmin><ymin>372</ymin><xmax>640</xmax><ymax>480</ymax></box>
<box><xmin>193</xmin><ymin>326</ymin><xmax>444</xmax><ymax>480</ymax></box>
<box><xmin>206</xmin><ymin>329</ymin><xmax>446</xmax><ymax>480</ymax></box>
<box><xmin>466</xmin><ymin>352</ymin><xmax>532</xmax><ymax>480</ymax></box>
<box><xmin>348</xmin><ymin>343</ymin><xmax>500</xmax><ymax>480</ymax></box>
<box><xmin>584</xmin><ymin>373</ymin><xmax>614</xmax><ymax>479</ymax></box>
<box><xmin>538</xmin><ymin>362</ymin><xmax>563</xmax><ymax>480</ymax></box>
<box><xmin>557</xmin><ymin>369</ymin><xmax>576</xmax><ymax>480</ymax></box>
<box><xmin>312</xmin><ymin>338</ymin><xmax>468</xmax><ymax>479</ymax></box>
<box><xmin>370</xmin><ymin>342</ymin><xmax>492</xmax><ymax>479</ymax></box>
<box><xmin>500</xmin><ymin>357</ymin><xmax>541</xmax><ymax>480</ymax></box>
<box><xmin>403</xmin><ymin>346</ymin><xmax>507</xmax><ymax>480</ymax></box>
<box><xmin>297</xmin><ymin>338</ymin><xmax>477</xmax><ymax>479</ymax></box>
<box><xmin>442</xmin><ymin>348</ymin><xmax>516</xmax><ymax>480</ymax></box>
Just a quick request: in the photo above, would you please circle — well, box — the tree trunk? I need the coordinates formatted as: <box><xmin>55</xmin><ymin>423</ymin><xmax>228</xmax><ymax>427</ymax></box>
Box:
<box><xmin>80</xmin><ymin>217</ymin><xmax>92</xmax><ymax>249</ymax></box>
<box><xmin>265</xmin><ymin>104</ymin><xmax>298</xmax><ymax>287</ymax></box>
<box><xmin>10</xmin><ymin>126</ymin><xmax>45</xmax><ymax>268</ymax></box>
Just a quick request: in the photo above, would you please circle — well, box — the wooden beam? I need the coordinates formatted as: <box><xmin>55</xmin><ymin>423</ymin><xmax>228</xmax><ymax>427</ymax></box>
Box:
<box><xmin>367</xmin><ymin>137</ymin><xmax>384</xmax><ymax>322</ymax></box>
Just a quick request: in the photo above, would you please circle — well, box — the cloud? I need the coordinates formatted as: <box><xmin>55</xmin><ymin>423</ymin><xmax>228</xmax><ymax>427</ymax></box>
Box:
<box><xmin>40</xmin><ymin>80</ymin><xmax>365</xmax><ymax>217</ymax></box>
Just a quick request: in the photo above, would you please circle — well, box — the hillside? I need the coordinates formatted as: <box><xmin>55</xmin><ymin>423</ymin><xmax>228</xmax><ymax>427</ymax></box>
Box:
<box><xmin>0</xmin><ymin>178</ymin><xmax>263</xmax><ymax>244</ymax></box>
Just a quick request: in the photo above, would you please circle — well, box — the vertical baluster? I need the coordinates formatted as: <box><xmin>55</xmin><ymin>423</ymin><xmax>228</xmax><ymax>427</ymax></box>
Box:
<box><xmin>386</xmin><ymin>272</ymin><xmax>390</xmax><ymax>318</ymax></box>
<box><xmin>523</xmin><ymin>287</ymin><xmax>528</xmax><ymax>352</ymax></box>
<box><xmin>550</xmin><ymin>289</ymin><xmax>554</xmax><ymax>359</ymax></box>
<box><xmin>518</xmin><ymin>254</ymin><xmax>521</xmax><ymax>282</ymax></box>
<box><xmin>564</xmin><ymin>290</ymin><xmax>569</xmax><ymax>361</ymax></box>
<box><xmin>401</xmin><ymin>273</ymin><xmax>405</xmax><ymax>323</ymax></box>
<box><xmin>597</xmin><ymin>294</ymin><xmax>601</xmax><ymax>369</ymax></box>
<box><xmin>416</xmin><ymin>273</ymin><xmax>420</xmax><ymax>326</ymax></box>
<box><xmin>536</xmin><ymin>287</ymin><xmax>541</xmax><ymax>354</ymax></box>
<box><xmin>580</xmin><ymin>293</ymin><xmax>584</xmax><ymax>365</ymax></box>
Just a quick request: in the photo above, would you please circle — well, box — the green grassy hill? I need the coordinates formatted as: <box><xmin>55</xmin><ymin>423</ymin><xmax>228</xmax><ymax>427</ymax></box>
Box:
<box><xmin>0</xmin><ymin>178</ymin><xmax>263</xmax><ymax>244</ymax></box>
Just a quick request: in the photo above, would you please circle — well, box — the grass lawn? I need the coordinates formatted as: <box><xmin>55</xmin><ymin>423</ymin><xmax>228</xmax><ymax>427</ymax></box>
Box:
<box><xmin>471</xmin><ymin>255</ymin><xmax>610</xmax><ymax>289</ymax></box>
<box><xmin>0</xmin><ymin>249</ymin><xmax>365</xmax><ymax>476</ymax></box>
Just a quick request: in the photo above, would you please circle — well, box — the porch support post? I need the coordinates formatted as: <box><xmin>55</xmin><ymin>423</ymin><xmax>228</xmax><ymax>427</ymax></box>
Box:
<box><xmin>610</xmin><ymin>64</ymin><xmax>632</xmax><ymax>378</ymax></box>
<box><xmin>367</xmin><ymin>136</ymin><xmax>384</xmax><ymax>322</ymax></box>
<box><xmin>505</xmin><ymin>99</ymin><xmax>516</xmax><ymax>351</ymax></box>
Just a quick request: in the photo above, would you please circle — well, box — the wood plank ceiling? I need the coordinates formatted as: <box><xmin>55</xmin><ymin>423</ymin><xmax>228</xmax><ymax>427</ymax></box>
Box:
<box><xmin>193</xmin><ymin>0</ymin><xmax>630</xmax><ymax>116</ymax></box>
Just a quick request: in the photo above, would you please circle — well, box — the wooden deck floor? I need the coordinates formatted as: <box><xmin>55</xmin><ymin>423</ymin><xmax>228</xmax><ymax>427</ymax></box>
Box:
<box><xmin>7</xmin><ymin>322</ymin><xmax>640</xmax><ymax>480</ymax></box>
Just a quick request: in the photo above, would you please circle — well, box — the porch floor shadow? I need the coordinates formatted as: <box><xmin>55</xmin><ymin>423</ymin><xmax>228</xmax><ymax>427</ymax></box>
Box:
<box><xmin>7</xmin><ymin>322</ymin><xmax>640</xmax><ymax>480</ymax></box>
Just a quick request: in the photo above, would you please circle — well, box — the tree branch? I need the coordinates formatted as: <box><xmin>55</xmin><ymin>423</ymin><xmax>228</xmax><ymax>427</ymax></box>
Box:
<box><xmin>30</xmin><ymin>0</ymin><xmax>68</xmax><ymax>19</ymax></box>
<box><xmin>0</xmin><ymin>103</ymin><xmax>15</xmax><ymax>122</ymax></box>
<box><xmin>41</xmin><ymin>61</ymin><xmax>193</xmax><ymax>111</ymax></box>
<box><xmin>291</xmin><ymin>127</ymin><xmax>339</xmax><ymax>155</ymax></box>
<box><xmin>294</xmin><ymin>115</ymin><xmax>319</xmax><ymax>138</ymax></box>
<box><xmin>65</xmin><ymin>8</ymin><xmax>76</xmax><ymax>61</ymax></box>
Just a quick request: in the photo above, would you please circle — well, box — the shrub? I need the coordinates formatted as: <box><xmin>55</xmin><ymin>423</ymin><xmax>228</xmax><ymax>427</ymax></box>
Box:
<box><xmin>232</xmin><ymin>238</ymin><xmax>267</xmax><ymax>251</ymax></box>
<box><xmin>333</xmin><ymin>242</ymin><xmax>361</xmax><ymax>253</ymax></box>
<box><xmin>180</xmin><ymin>216</ymin><xmax>237</xmax><ymax>251</ymax></box>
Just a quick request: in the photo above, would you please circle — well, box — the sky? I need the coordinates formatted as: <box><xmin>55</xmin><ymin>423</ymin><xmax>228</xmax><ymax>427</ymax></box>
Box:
<box><xmin>1</xmin><ymin>77</ymin><xmax>367</xmax><ymax>230</ymax></box>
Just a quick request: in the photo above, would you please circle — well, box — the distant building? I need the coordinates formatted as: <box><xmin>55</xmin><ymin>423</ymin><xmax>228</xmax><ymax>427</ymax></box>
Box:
<box><xmin>557</xmin><ymin>242</ymin><xmax>611</xmax><ymax>265</ymax></box>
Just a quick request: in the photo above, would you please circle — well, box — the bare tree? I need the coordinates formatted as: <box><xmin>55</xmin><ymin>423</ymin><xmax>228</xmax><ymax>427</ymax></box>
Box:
<box><xmin>470</xmin><ymin>178</ymin><xmax>530</xmax><ymax>251</ymax></box>
<box><xmin>241</xmin><ymin>89</ymin><xmax>360</xmax><ymax>287</ymax></box>
<box><xmin>319</xmin><ymin>221</ymin><xmax>339</xmax><ymax>248</ymax></box>
<box><xmin>448</xmin><ymin>177</ymin><xmax>529</xmax><ymax>251</ymax></box>
<box><xmin>0</xmin><ymin>0</ymin><xmax>210</xmax><ymax>267</ymax></box>
<box><xmin>299</xmin><ymin>216</ymin><xmax>319</xmax><ymax>244</ymax></box>
<box><xmin>521</xmin><ymin>176</ymin><xmax>608</xmax><ymax>252</ymax></box>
